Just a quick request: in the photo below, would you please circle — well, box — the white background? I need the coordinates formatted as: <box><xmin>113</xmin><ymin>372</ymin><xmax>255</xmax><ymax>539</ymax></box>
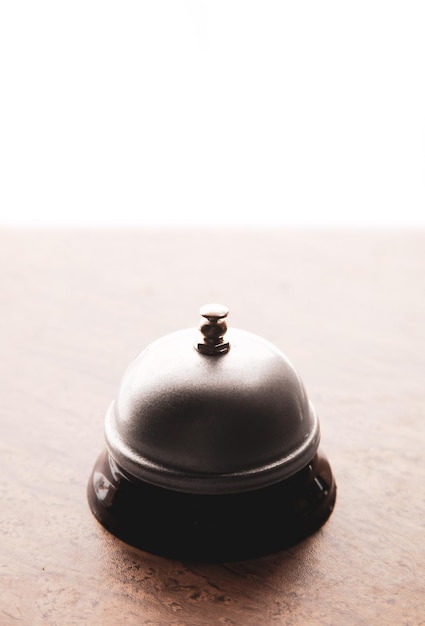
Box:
<box><xmin>0</xmin><ymin>1</ymin><xmax>424</xmax><ymax>227</ymax></box>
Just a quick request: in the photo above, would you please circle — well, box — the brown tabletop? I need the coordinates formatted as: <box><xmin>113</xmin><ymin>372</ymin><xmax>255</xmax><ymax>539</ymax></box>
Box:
<box><xmin>1</xmin><ymin>230</ymin><xmax>424</xmax><ymax>625</ymax></box>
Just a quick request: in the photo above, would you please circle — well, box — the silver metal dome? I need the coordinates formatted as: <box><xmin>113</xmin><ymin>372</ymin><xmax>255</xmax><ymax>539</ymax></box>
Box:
<box><xmin>104</xmin><ymin>305</ymin><xmax>320</xmax><ymax>495</ymax></box>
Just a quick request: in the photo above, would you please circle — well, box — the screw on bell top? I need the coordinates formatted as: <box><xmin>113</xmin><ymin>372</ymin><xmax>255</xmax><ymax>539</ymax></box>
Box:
<box><xmin>197</xmin><ymin>303</ymin><xmax>230</xmax><ymax>355</ymax></box>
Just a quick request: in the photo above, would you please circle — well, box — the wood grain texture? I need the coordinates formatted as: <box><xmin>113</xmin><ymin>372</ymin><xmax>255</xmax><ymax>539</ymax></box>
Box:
<box><xmin>0</xmin><ymin>230</ymin><xmax>424</xmax><ymax>626</ymax></box>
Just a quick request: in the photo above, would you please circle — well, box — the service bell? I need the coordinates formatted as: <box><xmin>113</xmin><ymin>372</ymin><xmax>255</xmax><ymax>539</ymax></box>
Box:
<box><xmin>88</xmin><ymin>304</ymin><xmax>336</xmax><ymax>561</ymax></box>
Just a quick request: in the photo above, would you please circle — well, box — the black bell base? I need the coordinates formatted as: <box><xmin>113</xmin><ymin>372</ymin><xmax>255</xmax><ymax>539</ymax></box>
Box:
<box><xmin>87</xmin><ymin>449</ymin><xmax>336</xmax><ymax>562</ymax></box>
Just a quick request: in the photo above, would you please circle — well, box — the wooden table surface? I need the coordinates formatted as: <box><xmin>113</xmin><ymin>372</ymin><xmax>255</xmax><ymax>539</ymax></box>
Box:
<box><xmin>1</xmin><ymin>230</ymin><xmax>424</xmax><ymax>626</ymax></box>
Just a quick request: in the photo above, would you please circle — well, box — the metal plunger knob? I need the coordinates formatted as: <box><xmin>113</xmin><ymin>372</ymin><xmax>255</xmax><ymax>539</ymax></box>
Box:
<box><xmin>197</xmin><ymin>303</ymin><xmax>230</xmax><ymax>355</ymax></box>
